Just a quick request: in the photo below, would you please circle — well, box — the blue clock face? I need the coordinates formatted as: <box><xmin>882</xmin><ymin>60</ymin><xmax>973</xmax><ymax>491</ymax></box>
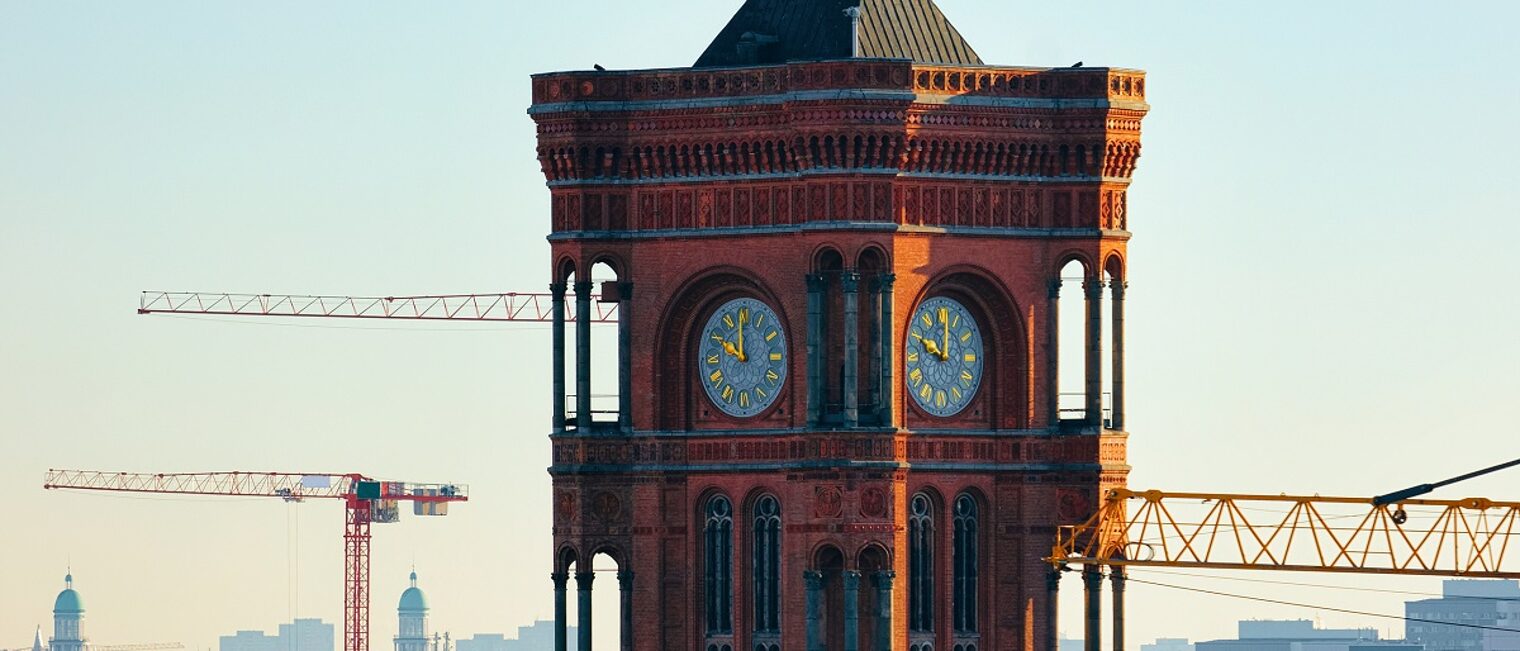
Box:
<box><xmin>905</xmin><ymin>296</ymin><xmax>984</xmax><ymax>417</ymax></box>
<box><xmin>698</xmin><ymin>297</ymin><xmax>788</xmax><ymax>418</ymax></box>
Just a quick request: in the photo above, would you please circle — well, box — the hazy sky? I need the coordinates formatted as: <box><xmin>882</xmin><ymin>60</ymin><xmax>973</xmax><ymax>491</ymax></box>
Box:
<box><xmin>3</xmin><ymin>1</ymin><xmax>1518</xmax><ymax>649</ymax></box>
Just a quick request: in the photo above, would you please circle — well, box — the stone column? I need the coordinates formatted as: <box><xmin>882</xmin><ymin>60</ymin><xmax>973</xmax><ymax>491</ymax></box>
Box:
<box><xmin>618</xmin><ymin>570</ymin><xmax>635</xmax><ymax>651</ymax></box>
<box><xmin>552</xmin><ymin>571</ymin><xmax>568</xmax><ymax>651</ymax></box>
<box><xmin>617</xmin><ymin>282</ymin><xmax>633</xmax><ymax>432</ymax></box>
<box><xmin>1083</xmin><ymin>279</ymin><xmax>1104</xmax><ymax>427</ymax></box>
<box><xmin>1046</xmin><ymin>279</ymin><xmax>1062</xmax><ymax>426</ymax></box>
<box><xmin>551</xmin><ymin>283</ymin><xmax>568</xmax><ymax>433</ymax></box>
<box><xmin>877</xmin><ymin>273</ymin><xmax>896</xmax><ymax>427</ymax></box>
<box><xmin>805</xmin><ymin>571</ymin><xmax>824</xmax><ymax>651</ymax></box>
<box><xmin>575</xmin><ymin>281</ymin><xmax>593</xmax><ymax>430</ymax></box>
<box><xmin>1083</xmin><ymin>565</ymin><xmax>1102</xmax><ymax>651</ymax></box>
<box><xmin>1045</xmin><ymin>569</ymin><xmax>1061</xmax><ymax>651</ymax></box>
<box><xmin>806</xmin><ymin>274</ymin><xmax>825</xmax><ymax>427</ymax></box>
<box><xmin>842</xmin><ymin>271</ymin><xmax>861</xmax><ymax>428</ymax></box>
<box><xmin>1111</xmin><ymin>566</ymin><xmax>1126</xmax><ymax>651</ymax></box>
<box><xmin>842</xmin><ymin>570</ymin><xmax>861</xmax><ymax>651</ymax></box>
<box><xmin>872</xmin><ymin>571</ymin><xmax>895</xmax><ymax>651</ymax></box>
<box><xmin>576</xmin><ymin>570</ymin><xmax>594</xmax><ymax>651</ymax></box>
<box><xmin>1110</xmin><ymin>281</ymin><xmax>1126</xmax><ymax>431</ymax></box>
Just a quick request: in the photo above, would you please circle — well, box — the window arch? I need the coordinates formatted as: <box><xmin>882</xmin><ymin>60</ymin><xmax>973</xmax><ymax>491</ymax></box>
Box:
<box><xmin>752</xmin><ymin>494</ymin><xmax>781</xmax><ymax>636</ymax></box>
<box><xmin>705</xmin><ymin>494</ymin><xmax>734</xmax><ymax>636</ymax></box>
<box><xmin>908</xmin><ymin>492</ymin><xmax>935</xmax><ymax>634</ymax></box>
<box><xmin>953</xmin><ymin>493</ymin><xmax>980</xmax><ymax>634</ymax></box>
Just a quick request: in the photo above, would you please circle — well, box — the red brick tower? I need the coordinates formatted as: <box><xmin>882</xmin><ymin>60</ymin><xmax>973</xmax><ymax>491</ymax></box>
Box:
<box><xmin>531</xmin><ymin>2</ymin><xmax>1146</xmax><ymax>650</ymax></box>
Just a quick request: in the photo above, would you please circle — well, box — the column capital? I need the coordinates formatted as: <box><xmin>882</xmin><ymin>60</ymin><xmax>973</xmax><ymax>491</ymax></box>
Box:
<box><xmin>1111</xmin><ymin>280</ymin><xmax>1128</xmax><ymax>300</ymax></box>
<box><xmin>1047</xmin><ymin>567</ymin><xmax>1063</xmax><ymax>591</ymax></box>
<box><xmin>1083</xmin><ymin>279</ymin><xmax>1105</xmax><ymax>298</ymax></box>
<box><xmin>842</xmin><ymin>569</ymin><xmax>861</xmax><ymax>590</ymax></box>
<box><xmin>1047</xmin><ymin>278</ymin><xmax>1063</xmax><ymax>299</ymax></box>
<box><xmin>574</xmin><ymin>281</ymin><xmax>594</xmax><ymax>296</ymax></box>
<box><xmin>1081</xmin><ymin>564</ymin><xmax>1104</xmax><ymax>588</ymax></box>
<box><xmin>576</xmin><ymin>570</ymin><xmax>596</xmax><ymax>588</ymax></box>
<box><xmin>617</xmin><ymin>570</ymin><xmax>635</xmax><ymax>589</ymax></box>
<box><xmin>877</xmin><ymin>273</ymin><xmax>896</xmax><ymax>292</ymax></box>
<box><xmin>550</xmin><ymin>282</ymin><xmax>568</xmax><ymax>297</ymax></box>
<box><xmin>1109</xmin><ymin>565</ymin><xmax>1126</xmax><ymax>590</ymax></box>
<box><xmin>841</xmin><ymin>271</ymin><xmax>861</xmax><ymax>293</ymax></box>
<box><xmin>806</xmin><ymin>273</ymin><xmax>827</xmax><ymax>292</ymax></box>
<box><xmin>803</xmin><ymin>570</ymin><xmax>824</xmax><ymax>590</ymax></box>
<box><xmin>870</xmin><ymin>570</ymin><xmax>896</xmax><ymax>590</ymax></box>
<box><xmin>551</xmin><ymin>571</ymin><xmax>569</xmax><ymax>588</ymax></box>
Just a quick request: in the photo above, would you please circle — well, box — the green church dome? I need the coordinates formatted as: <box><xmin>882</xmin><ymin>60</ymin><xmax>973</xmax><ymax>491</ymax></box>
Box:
<box><xmin>398</xmin><ymin>571</ymin><xmax>427</xmax><ymax>612</ymax></box>
<box><xmin>54</xmin><ymin>574</ymin><xmax>84</xmax><ymax>614</ymax></box>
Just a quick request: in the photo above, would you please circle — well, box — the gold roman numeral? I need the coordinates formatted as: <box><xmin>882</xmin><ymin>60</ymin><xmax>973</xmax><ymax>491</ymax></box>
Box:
<box><xmin>769</xmin><ymin>352</ymin><xmax>783</xmax><ymax>361</ymax></box>
<box><xmin>766</xmin><ymin>330</ymin><xmax>778</xmax><ymax>342</ymax></box>
<box><xmin>721</xmin><ymin>385</ymin><xmax>734</xmax><ymax>402</ymax></box>
<box><xmin>963</xmin><ymin>353</ymin><xmax>977</xmax><ymax>363</ymax></box>
<box><xmin>710</xmin><ymin>369</ymin><xmax>723</xmax><ymax>385</ymax></box>
<box><xmin>739</xmin><ymin>391</ymin><xmax>750</xmax><ymax>408</ymax></box>
<box><xmin>919</xmin><ymin>384</ymin><xmax>933</xmax><ymax>400</ymax></box>
<box><xmin>766</xmin><ymin>369</ymin><xmax>780</xmax><ymax>383</ymax></box>
<box><xmin>909</xmin><ymin>368</ymin><xmax>923</xmax><ymax>383</ymax></box>
<box><xmin>921</xmin><ymin>313</ymin><xmax>933</xmax><ymax>328</ymax></box>
<box><xmin>960</xmin><ymin>330</ymin><xmax>973</xmax><ymax>342</ymax></box>
<box><xmin>723</xmin><ymin>313</ymin><xmax>735</xmax><ymax>328</ymax></box>
<box><xmin>951</xmin><ymin>386</ymin><xmax>963</xmax><ymax>402</ymax></box>
<box><xmin>935</xmin><ymin>390</ymin><xmax>947</xmax><ymax>408</ymax></box>
<box><xmin>707</xmin><ymin>355</ymin><xmax>721</xmax><ymax>365</ymax></box>
<box><xmin>907</xmin><ymin>351</ymin><xmax>920</xmax><ymax>363</ymax></box>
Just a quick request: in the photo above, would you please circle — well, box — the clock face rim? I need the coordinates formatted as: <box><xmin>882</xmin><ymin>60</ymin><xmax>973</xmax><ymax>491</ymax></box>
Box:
<box><xmin>904</xmin><ymin>295</ymin><xmax>985</xmax><ymax>418</ymax></box>
<box><xmin>697</xmin><ymin>296</ymin><xmax>789</xmax><ymax>419</ymax></box>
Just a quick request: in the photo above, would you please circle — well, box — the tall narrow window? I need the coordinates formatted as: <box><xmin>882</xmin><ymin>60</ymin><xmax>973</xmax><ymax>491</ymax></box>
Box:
<box><xmin>752</xmin><ymin>494</ymin><xmax>782</xmax><ymax>640</ymax></box>
<box><xmin>953</xmin><ymin>494</ymin><xmax>980</xmax><ymax>634</ymax></box>
<box><xmin>908</xmin><ymin>492</ymin><xmax>935</xmax><ymax>633</ymax></box>
<box><xmin>705</xmin><ymin>495</ymin><xmax>734</xmax><ymax>635</ymax></box>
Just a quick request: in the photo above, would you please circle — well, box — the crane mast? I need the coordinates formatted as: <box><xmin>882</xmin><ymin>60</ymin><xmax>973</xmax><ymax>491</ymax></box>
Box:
<box><xmin>44</xmin><ymin>470</ymin><xmax>467</xmax><ymax>651</ymax></box>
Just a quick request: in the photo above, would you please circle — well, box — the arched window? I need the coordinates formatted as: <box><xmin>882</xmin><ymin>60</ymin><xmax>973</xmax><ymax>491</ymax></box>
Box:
<box><xmin>752</xmin><ymin>494</ymin><xmax>781</xmax><ymax>636</ymax></box>
<box><xmin>908</xmin><ymin>492</ymin><xmax>935</xmax><ymax>634</ymax></box>
<box><xmin>705</xmin><ymin>495</ymin><xmax>734</xmax><ymax>635</ymax></box>
<box><xmin>953</xmin><ymin>494</ymin><xmax>979</xmax><ymax>634</ymax></box>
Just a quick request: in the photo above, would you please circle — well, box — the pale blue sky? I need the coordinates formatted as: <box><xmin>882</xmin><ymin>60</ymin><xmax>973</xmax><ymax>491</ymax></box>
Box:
<box><xmin>2</xmin><ymin>1</ymin><xmax>1518</xmax><ymax>648</ymax></box>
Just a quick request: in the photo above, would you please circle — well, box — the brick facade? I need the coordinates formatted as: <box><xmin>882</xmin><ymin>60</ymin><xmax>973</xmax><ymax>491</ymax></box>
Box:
<box><xmin>533</xmin><ymin>54</ymin><xmax>1146</xmax><ymax>651</ymax></box>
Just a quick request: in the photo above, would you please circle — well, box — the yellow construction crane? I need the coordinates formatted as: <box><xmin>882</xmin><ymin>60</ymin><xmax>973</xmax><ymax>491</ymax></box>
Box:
<box><xmin>1048</xmin><ymin>458</ymin><xmax>1520</xmax><ymax>651</ymax></box>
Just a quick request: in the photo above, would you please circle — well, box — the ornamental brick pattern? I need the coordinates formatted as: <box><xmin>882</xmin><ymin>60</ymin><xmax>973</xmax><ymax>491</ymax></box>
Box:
<box><xmin>532</xmin><ymin>16</ymin><xmax>1146</xmax><ymax>651</ymax></box>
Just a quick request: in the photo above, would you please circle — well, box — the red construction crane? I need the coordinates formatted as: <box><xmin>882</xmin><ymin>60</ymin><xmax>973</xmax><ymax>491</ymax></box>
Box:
<box><xmin>43</xmin><ymin>470</ymin><xmax>467</xmax><ymax>651</ymax></box>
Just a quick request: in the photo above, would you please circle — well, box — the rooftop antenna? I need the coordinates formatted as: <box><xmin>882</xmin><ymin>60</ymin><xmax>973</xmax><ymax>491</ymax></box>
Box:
<box><xmin>843</xmin><ymin>6</ymin><xmax>862</xmax><ymax>57</ymax></box>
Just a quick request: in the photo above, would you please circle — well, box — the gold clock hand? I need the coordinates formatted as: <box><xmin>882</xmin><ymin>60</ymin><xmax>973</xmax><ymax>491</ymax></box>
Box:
<box><xmin>737</xmin><ymin>311</ymin><xmax>747</xmax><ymax>362</ymax></box>
<box><xmin>939</xmin><ymin>307</ymin><xmax>951</xmax><ymax>361</ymax></box>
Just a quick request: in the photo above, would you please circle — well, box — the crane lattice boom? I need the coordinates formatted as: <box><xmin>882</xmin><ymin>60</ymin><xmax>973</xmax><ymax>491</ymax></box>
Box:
<box><xmin>1052</xmin><ymin>488</ymin><xmax>1520</xmax><ymax>578</ymax></box>
<box><xmin>138</xmin><ymin>291</ymin><xmax>617</xmax><ymax>323</ymax></box>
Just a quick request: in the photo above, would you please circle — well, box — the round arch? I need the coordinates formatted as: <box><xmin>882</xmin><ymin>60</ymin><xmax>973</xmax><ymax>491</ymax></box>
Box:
<box><xmin>906</xmin><ymin>266</ymin><xmax>1031</xmax><ymax>428</ymax></box>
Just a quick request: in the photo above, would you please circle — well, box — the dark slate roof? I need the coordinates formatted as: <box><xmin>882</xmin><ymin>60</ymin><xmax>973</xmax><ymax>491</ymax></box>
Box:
<box><xmin>695</xmin><ymin>0</ymin><xmax>983</xmax><ymax>68</ymax></box>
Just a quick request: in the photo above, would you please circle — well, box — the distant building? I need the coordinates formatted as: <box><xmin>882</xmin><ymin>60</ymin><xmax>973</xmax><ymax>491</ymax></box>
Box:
<box><xmin>455</xmin><ymin>622</ymin><xmax>571</xmax><ymax>651</ymax></box>
<box><xmin>396</xmin><ymin>572</ymin><xmax>431</xmax><ymax>651</ymax></box>
<box><xmin>51</xmin><ymin>574</ymin><xmax>85</xmax><ymax>651</ymax></box>
<box><xmin>1197</xmin><ymin>620</ymin><xmax>1421</xmax><ymax>651</ymax></box>
<box><xmin>1406</xmin><ymin>580</ymin><xmax>1520</xmax><ymax>651</ymax></box>
<box><xmin>1143</xmin><ymin>638</ymin><xmax>1195</xmax><ymax>651</ymax></box>
<box><xmin>219</xmin><ymin>619</ymin><xmax>333</xmax><ymax>651</ymax></box>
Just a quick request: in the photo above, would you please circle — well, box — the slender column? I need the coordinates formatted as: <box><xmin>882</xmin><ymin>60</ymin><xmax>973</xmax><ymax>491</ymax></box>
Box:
<box><xmin>1083</xmin><ymin>279</ymin><xmax>1104</xmax><ymax>427</ymax></box>
<box><xmin>1046</xmin><ymin>279</ymin><xmax>1062</xmax><ymax>426</ymax></box>
<box><xmin>804</xmin><ymin>571</ymin><xmax>825</xmax><ymax>651</ymax></box>
<box><xmin>872</xmin><ymin>571</ymin><xmax>895</xmax><ymax>651</ymax></box>
<box><xmin>1110</xmin><ymin>281</ymin><xmax>1127</xmax><ymax>431</ymax></box>
<box><xmin>575</xmin><ymin>281</ymin><xmax>593</xmax><ymax>430</ymax></box>
<box><xmin>1045</xmin><ymin>569</ymin><xmax>1061</xmax><ymax>651</ymax></box>
<box><xmin>877</xmin><ymin>274</ymin><xmax>896</xmax><ymax>427</ymax></box>
<box><xmin>551</xmin><ymin>283</ymin><xmax>568</xmax><ymax>433</ymax></box>
<box><xmin>842</xmin><ymin>570</ymin><xmax>861</xmax><ymax>651</ymax></box>
<box><xmin>617</xmin><ymin>282</ymin><xmax>633</xmax><ymax>432</ymax></box>
<box><xmin>576</xmin><ymin>571</ymin><xmax>594</xmax><ymax>651</ymax></box>
<box><xmin>842</xmin><ymin>271</ymin><xmax>861</xmax><ymax>427</ymax></box>
<box><xmin>618</xmin><ymin>570</ymin><xmax>635</xmax><ymax>651</ymax></box>
<box><xmin>1082</xmin><ymin>565</ymin><xmax>1102</xmax><ymax>651</ymax></box>
<box><xmin>806</xmin><ymin>274</ymin><xmax>825</xmax><ymax>427</ymax></box>
<box><xmin>1111</xmin><ymin>566</ymin><xmax>1126</xmax><ymax>651</ymax></box>
<box><xmin>551</xmin><ymin>572</ymin><xmax>569</xmax><ymax>651</ymax></box>
<box><xmin>867</xmin><ymin>276</ymin><xmax>882</xmax><ymax>420</ymax></box>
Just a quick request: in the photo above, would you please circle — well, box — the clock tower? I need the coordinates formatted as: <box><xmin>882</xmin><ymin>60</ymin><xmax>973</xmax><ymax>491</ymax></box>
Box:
<box><xmin>532</xmin><ymin>2</ymin><xmax>1146</xmax><ymax>650</ymax></box>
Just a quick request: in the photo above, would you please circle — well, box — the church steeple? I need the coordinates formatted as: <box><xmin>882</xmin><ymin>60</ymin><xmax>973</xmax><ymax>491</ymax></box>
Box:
<box><xmin>51</xmin><ymin>573</ymin><xmax>84</xmax><ymax>651</ymax></box>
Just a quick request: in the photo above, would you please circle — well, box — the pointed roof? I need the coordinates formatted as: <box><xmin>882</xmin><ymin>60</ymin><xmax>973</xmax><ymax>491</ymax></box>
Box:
<box><xmin>695</xmin><ymin>0</ymin><xmax>982</xmax><ymax>68</ymax></box>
